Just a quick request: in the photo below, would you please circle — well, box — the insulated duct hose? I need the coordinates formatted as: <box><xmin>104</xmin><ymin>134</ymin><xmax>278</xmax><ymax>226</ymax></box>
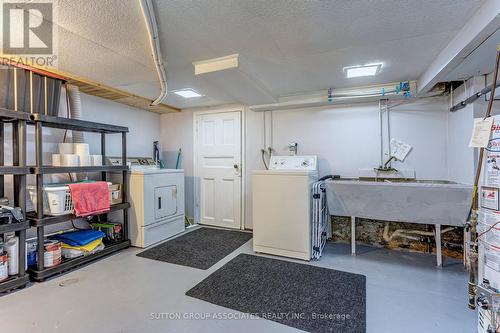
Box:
<box><xmin>318</xmin><ymin>175</ymin><xmax>339</xmax><ymax>182</ymax></box>
<box><xmin>66</xmin><ymin>84</ymin><xmax>84</xmax><ymax>143</ymax></box>
<box><xmin>468</xmin><ymin>44</ymin><xmax>500</xmax><ymax>310</ymax></box>
<box><xmin>66</xmin><ymin>84</ymin><xmax>85</xmax><ymax>182</ymax></box>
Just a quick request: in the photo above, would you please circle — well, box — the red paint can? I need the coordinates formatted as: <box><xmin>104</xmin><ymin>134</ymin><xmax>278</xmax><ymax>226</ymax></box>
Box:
<box><xmin>0</xmin><ymin>252</ymin><xmax>8</xmax><ymax>282</ymax></box>
<box><xmin>44</xmin><ymin>240</ymin><xmax>61</xmax><ymax>268</ymax></box>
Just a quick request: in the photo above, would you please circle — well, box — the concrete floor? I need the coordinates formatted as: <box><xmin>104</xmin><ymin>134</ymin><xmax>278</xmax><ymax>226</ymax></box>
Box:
<box><xmin>0</xmin><ymin>229</ymin><xmax>476</xmax><ymax>333</ymax></box>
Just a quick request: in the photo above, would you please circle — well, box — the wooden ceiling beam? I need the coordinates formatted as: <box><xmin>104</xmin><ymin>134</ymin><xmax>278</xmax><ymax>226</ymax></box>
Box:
<box><xmin>0</xmin><ymin>56</ymin><xmax>181</xmax><ymax>114</ymax></box>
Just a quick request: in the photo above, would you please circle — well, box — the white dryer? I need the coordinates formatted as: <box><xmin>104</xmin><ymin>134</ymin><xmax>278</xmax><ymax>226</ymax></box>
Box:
<box><xmin>252</xmin><ymin>155</ymin><xmax>318</xmax><ymax>260</ymax></box>
<box><xmin>128</xmin><ymin>167</ymin><xmax>185</xmax><ymax>248</ymax></box>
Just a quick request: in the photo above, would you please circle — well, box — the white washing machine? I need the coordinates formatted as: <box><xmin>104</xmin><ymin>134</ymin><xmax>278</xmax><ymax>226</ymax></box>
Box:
<box><xmin>119</xmin><ymin>158</ymin><xmax>185</xmax><ymax>248</ymax></box>
<box><xmin>252</xmin><ymin>155</ymin><xmax>318</xmax><ymax>260</ymax></box>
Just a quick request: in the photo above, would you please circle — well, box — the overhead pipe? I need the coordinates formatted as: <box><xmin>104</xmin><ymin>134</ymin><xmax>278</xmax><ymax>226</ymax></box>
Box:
<box><xmin>249</xmin><ymin>81</ymin><xmax>419</xmax><ymax>112</ymax></box>
<box><xmin>139</xmin><ymin>0</ymin><xmax>168</xmax><ymax>106</ymax></box>
<box><xmin>449</xmin><ymin>78</ymin><xmax>500</xmax><ymax>112</ymax></box>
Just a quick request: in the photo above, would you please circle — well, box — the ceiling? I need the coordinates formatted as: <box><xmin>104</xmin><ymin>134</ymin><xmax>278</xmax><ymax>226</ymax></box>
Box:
<box><xmin>53</xmin><ymin>0</ymin><xmax>486</xmax><ymax>110</ymax></box>
<box><xmin>444</xmin><ymin>27</ymin><xmax>500</xmax><ymax>81</ymax></box>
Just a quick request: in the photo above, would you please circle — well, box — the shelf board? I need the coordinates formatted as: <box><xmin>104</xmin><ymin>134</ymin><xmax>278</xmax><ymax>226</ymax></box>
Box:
<box><xmin>0</xmin><ymin>108</ymin><xmax>31</xmax><ymax>122</ymax></box>
<box><xmin>0</xmin><ymin>56</ymin><xmax>180</xmax><ymax>114</ymax></box>
<box><xmin>30</xmin><ymin>165</ymin><xmax>128</xmax><ymax>174</ymax></box>
<box><xmin>30</xmin><ymin>114</ymin><xmax>129</xmax><ymax>133</ymax></box>
<box><xmin>0</xmin><ymin>274</ymin><xmax>29</xmax><ymax>294</ymax></box>
<box><xmin>0</xmin><ymin>221</ymin><xmax>29</xmax><ymax>234</ymax></box>
<box><xmin>0</xmin><ymin>166</ymin><xmax>31</xmax><ymax>175</ymax></box>
<box><xmin>28</xmin><ymin>240</ymin><xmax>130</xmax><ymax>281</ymax></box>
<box><xmin>27</xmin><ymin>202</ymin><xmax>130</xmax><ymax>227</ymax></box>
<box><xmin>0</xmin><ymin>107</ymin><xmax>129</xmax><ymax>133</ymax></box>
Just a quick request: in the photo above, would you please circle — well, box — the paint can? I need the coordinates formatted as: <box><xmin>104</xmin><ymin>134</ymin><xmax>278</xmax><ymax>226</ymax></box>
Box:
<box><xmin>0</xmin><ymin>252</ymin><xmax>8</xmax><ymax>282</ymax></box>
<box><xmin>4</xmin><ymin>236</ymin><xmax>18</xmax><ymax>275</ymax></box>
<box><xmin>44</xmin><ymin>240</ymin><xmax>61</xmax><ymax>268</ymax></box>
<box><xmin>26</xmin><ymin>242</ymin><xmax>37</xmax><ymax>268</ymax></box>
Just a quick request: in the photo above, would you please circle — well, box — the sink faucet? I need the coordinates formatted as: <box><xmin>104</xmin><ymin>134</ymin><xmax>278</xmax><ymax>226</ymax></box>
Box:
<box><xmin>375</xmin><ymin>156</ymin><xmax>398</xmax><ymax>172</ymax></box>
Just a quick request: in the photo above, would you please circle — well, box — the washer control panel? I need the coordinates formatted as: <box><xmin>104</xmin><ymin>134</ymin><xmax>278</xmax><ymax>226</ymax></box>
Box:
<box><xmin>269</xmin><ymin>155</ymin><xmax>317</xmax><ymax>171</ymax></box>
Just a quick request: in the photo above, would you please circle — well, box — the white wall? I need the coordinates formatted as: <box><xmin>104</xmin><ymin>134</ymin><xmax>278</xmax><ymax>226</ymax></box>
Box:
<box><xmin>266</xmin><ymin>98</ymin><xmax>449</xmax><ymax>180</ymax></box>
<box><xmin>447</xmin><ymin>80</ymin><xmax>475</xmax><ymax>184</ymax></box>
<box><xmin>161</xmin><ymin>97</ymin><xmax>455</xmax><ymax>229</ymax></box>
<box><xmin>159</xmin><ymin>108</ymin><xmax>195</xmax><ymax>219</ymax></box>
<box><xmin>80</xmin><ymin>93</ymin><xmax>161</xmax><ymax>157</ymax></box>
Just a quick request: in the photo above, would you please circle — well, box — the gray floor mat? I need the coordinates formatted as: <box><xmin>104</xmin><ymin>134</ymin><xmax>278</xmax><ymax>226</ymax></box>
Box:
<box><xmin>186</xmin><ymin>253</ymin><xmax>366</xmax><ymax>333</ymax></box>
<box><xmin>136</xmin><ymin>227</ymin><xmax>252</xmax><ymax>270</ymax></box>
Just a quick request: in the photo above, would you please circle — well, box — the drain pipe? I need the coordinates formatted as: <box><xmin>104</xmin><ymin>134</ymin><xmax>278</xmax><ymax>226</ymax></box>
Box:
<box><xmin>383</xmin><ymin>222</ymin><xmax>455</xmax><ymax>242</ymax></box>
<box><xmin>378</xmin><ymin>100</ymin><xmax>384</xmax><ymax>167</ymax></box>
<box><xmin>139</xmin><ymin>0</ymin><xmax>168</xmax><ymax>106</ymax></box>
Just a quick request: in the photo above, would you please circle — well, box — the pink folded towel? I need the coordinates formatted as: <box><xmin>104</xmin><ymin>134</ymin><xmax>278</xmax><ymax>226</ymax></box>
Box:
<box><xmin>68</xmin><ymin>182</ymin><xmax>110</xmax><ymax>217</ymax></box>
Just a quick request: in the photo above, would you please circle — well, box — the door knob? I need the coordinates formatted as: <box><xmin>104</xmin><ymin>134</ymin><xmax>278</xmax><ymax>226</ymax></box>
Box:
<box><xmin>233</xmin><ymin>164</ymin><xmax>239</xmax><ymax>169</ymax></box>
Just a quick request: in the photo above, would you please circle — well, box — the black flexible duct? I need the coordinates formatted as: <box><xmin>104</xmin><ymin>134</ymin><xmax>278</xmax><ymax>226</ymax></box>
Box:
<box><xmin>318</xmin><ymin>175</ymin><xmax>340</xmax><ymax>182</ymax></box>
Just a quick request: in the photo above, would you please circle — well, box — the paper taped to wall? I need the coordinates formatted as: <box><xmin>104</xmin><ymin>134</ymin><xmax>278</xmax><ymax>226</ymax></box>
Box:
<box><xmin>469</xmin><ymin>117</ymin><xmax>494</xmax><ymax>147</ymax></box>
<box><xmin>390</xmin><ymin>138</ymin><xmax>412</xmax><ymax>161</ymax></box>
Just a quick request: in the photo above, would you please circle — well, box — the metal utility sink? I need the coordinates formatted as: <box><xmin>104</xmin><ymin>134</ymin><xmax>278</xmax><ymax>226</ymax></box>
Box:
<box><xmin>325</xmin><ymin>178</ymin><xmax>472</xmax><ymax>267</ymax></box>
<box><xmin>361</xmin><ymin>178</ymin><xmax>456</xmax><ymax>184</ymax></box>
<box><xmin>325</xmin><ymin>178</ymin><xmax>472</xmax><ymax>227</ymax></box>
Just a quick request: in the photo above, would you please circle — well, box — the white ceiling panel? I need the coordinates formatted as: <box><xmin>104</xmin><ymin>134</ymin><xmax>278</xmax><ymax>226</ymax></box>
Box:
<box><xmin>48</xmin><ymin>0</ymin><xmax>486</xmax><ymax>109</ymax></box>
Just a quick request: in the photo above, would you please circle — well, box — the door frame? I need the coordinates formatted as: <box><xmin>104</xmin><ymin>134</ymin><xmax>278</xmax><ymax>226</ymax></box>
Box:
<box><xmin>193</xmin><ymin>106</ymin><xmax>245</xmax><ymax>230</ymax></box>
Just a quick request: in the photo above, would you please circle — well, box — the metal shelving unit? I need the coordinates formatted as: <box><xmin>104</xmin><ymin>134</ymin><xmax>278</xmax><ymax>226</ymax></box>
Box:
<box><xmin>25</xmin><ymin>113</ymin><xmax>130</xmax><ymax>281</ymax></box>
<box><xmin>0</xmin><ymin>113</ymin><xmax>29</xmax><ymax>293</ymax></box>
<box><xmin>26</xmin><ymin>203</ymin><xmax>130</xmax><ymax>227</ymax></box>
<box><xmin>31</xmin><ymin>165</ymin><xmax>128</xmax><ymax>174</ymax></box>
<box><xmin>29</xmin><ymin>240</ymin><xmax>130</xmax><ymax>281</ymax></box>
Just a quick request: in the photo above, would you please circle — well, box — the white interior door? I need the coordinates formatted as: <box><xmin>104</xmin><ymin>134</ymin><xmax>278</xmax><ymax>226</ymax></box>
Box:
<box><xmin>195</xmin><ymin>111</ymin><xmax>242</xmax><ymax>229</ymax></box>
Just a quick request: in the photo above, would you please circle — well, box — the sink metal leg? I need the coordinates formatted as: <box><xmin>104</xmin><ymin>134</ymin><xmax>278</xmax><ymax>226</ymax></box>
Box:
<box><xmin>351</xmin><ymin>216</ymin><xmax>356</xmax><ymax>256</ymax></box>
<box><xmin>463</xmin><ymin>226</ymin><xmax>469</xmax><ymax>268</ymax></box>
<box><xmin>435</xmin><ymin>224</ymin><xmax>442</xmax><ymax>267</ymax></box>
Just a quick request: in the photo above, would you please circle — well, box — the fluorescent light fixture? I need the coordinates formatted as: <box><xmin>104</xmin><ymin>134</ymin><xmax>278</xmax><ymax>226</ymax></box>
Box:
<box><xmin>344</xmin><ymin>63</ymin><xmax>382</xmax><ymax>78</ymax></box>
<box><xmin>172</xmin><ymin>88</ymin><xmax>204</xmax><ymax>98</ymax></box>
<box><xmin>193</xmin><ymin>54</ymin><xmax>239</xmax><ymax>75</ymax></box>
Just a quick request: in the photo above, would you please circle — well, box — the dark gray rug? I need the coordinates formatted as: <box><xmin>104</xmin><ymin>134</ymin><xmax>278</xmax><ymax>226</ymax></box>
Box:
<box><xmin>186</xmin><ymin>254</ymin><xmax>366</xmax><ymax>333</ymax></box>
<box><xmin>136</xmin><ymin>227</ymin><xmax>252</xmax><ymax>270</ymax></box>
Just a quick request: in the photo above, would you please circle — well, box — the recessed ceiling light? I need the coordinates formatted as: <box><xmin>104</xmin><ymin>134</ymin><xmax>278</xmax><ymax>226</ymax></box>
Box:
<box><xmin>172</xmin><ymin>88</ymin><xmax>204</xmax><ymax>98</ymax></box>
<box><xmin>344</xmin><ymin>63</ymin><xmax>382</xmax><ymax>78</ymax></box>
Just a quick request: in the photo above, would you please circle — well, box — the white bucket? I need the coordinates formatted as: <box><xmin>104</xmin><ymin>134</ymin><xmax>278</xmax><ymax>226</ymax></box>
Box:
<box><xmin>61</xmin><ymin>154</ymin><xmax>79</xmax><ymax>167</ymax></box>
<box><xmin>58</xmin><ymin>143</ymin><xmax>74</xmax><ymax>155</ymax></box>
<box><xmin>90</xmin><ymin>155</ymin><xmax>102</xmax><ymax>166</ymax></box>
<box><xmin>52</xmin><ymin>154</ymin><xmax>61</xmax><ymax>166</ymax></box>
<box><xmin>74</xmin><ymin>143</ymin><xmax>89</xmax><ymax>156</ymax></box>
<box><xmin>79</xmin><ymin>154</ymin><xmax>91</xmax><ymax>166</ymax></box>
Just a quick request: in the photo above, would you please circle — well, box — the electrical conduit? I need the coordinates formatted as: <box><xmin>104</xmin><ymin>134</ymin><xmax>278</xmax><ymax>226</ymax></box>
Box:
<box><xmin>139</xmin><ymin>0</ymin><xmax>168</xmax><ymax>106</ymax></box>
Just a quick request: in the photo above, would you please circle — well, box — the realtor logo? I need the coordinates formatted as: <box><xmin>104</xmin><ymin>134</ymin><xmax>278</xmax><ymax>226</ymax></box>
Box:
<box><xmin>3</xmin><ymin>1</ymin><xmax>53</xmax><ymax>54</ymax></box>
